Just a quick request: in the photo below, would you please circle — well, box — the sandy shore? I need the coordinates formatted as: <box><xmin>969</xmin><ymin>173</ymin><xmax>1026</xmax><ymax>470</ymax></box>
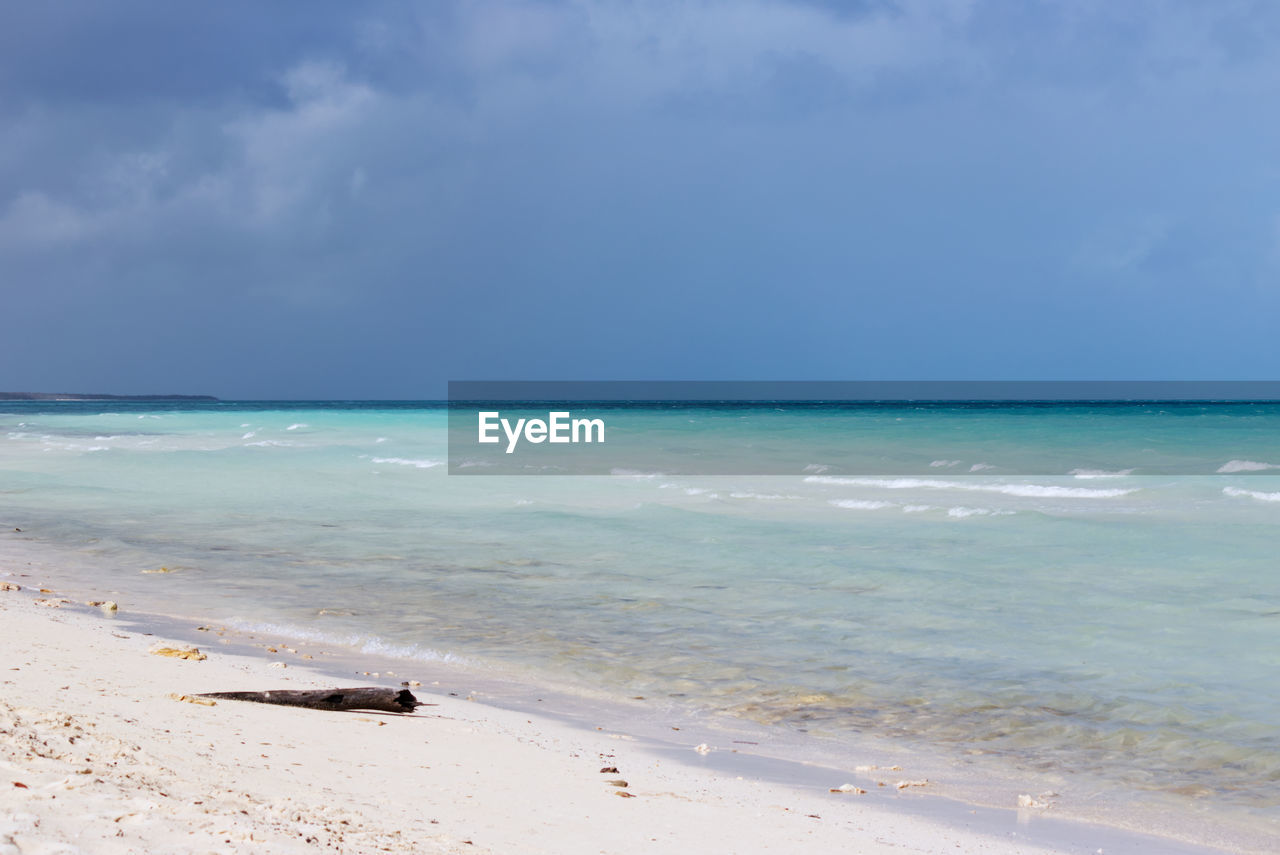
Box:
<box><xmin>0</xmin><ymin>585</ymin><xmax>1233</xmax><ymax>855</ymax></box>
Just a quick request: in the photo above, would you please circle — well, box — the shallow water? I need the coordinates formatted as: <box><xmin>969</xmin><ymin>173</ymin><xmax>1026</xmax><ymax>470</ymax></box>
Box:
<box><xmin>2</xmin><ymin>401</ymin><xmax>1279</xmax><ymax>845</ymax></box>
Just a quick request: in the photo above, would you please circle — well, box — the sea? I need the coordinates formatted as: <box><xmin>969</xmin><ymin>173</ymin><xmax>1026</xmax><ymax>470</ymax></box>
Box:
<box><xmin>2</xmin><ymin>399</ymin><xmax>1278</xmax><ymax>851</ymax></box>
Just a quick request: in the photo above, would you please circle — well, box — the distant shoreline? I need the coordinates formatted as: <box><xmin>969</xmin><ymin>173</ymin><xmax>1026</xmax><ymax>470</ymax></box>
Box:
<box><xmin>0</xmin><ymin>392</ymin><xmax>218</xmax><ymax>401</ymax></box>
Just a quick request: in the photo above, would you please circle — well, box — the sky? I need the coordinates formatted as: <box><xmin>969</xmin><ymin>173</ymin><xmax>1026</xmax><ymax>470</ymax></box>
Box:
<box><xmin>2</xmin><ymin>0</ymin><xmax>1279</xmax><ymax>398</ymax></box>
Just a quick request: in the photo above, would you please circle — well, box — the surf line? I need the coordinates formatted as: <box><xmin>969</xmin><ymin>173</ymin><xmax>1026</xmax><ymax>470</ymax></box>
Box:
<box><xmin>478</xmin><ymin>411</ymin><xmax>605</xmax><ymax>454</ymax></box>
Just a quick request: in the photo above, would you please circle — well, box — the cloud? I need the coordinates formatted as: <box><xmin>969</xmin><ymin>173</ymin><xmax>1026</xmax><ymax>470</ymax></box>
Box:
<box><xmin>3</xmin><ymin>1</ymin><xmax>1280</xmax><ymax>395</ymax></box>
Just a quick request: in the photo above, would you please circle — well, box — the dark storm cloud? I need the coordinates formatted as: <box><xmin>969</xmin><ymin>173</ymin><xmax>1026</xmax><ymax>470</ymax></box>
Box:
<box><xmin>2</xmin><ymin>1</ymin><xmax>1280</xmax><ymax>397</ymax></box>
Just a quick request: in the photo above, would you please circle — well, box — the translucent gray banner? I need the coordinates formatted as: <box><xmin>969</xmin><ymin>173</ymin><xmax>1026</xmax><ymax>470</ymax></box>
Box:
<box><xmin>447</xmin><ymin>382</ymin><xmax>1280</xmax><ymax>475</ymax></box>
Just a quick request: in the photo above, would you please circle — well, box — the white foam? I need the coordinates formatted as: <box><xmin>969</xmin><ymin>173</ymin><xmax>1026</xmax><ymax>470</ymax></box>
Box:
<box><xmin>242</xmin><ymin>431</ymin><xmax>256</xmax><ymax>439</ymax></box>
<box><xmin>610</xmin><ymin>469</ymin><xmax>663</xmax><ymax>478</ymax></box>
<box><xmin>947</xmin><ymin>506</ymin><xmax>991</xmax><ymax>518</ymax></box>
<box><xmin>830</xmin><ymin>499</ymin><xmax>895</xmax><ymax>510</ymax></box>
<box><xmin>245</xmin><ymin>440</ymin><xmax>298</xmax><ymax>447</ymax></box>
<box><xmin>1217</xmin><ymin>460</ymin><xmax>1280</xmax><ymax>473</ymax></box>
<box><xmin>802</xmin><ymin>463</ymin><xmax>830</xmax><ymax>474</ymax></box>
<box><xmin>1070</xmin><ymin>468</ymin><xmax>1135</xmax><ymax>479</ymax></box>
<box><xmin>929</xmin><ymin>460</ymin><xmax>961</xmax><ymax>468</ymax></box>
<box><xmin>1223</xmin><ymin>486</ymin><xmax>1280</xmax><ymax>502</ymax></box>
<box><xmin>804</xmin><ymin>476</ymin><xmax>1135</xmax><ymax>498</ymax></box>
<box><xmin>369</xmin><ymin>456</ymin><xmax>443</xmax><ymax>469</ymax></box>
<box><xmin>286</xmin><ymin>423</ymin><xmax>308</xmax><ymax>430</ymax></box>
<box><xmin>728</xmin><ymin>492</ymin><xmax>801</xmax><ymax>500</ymax></box>
<box><xmin>225</xmin><ymin>619</ymin><xmax>462</xmax><ymax>664</ymax></box>
<box><xmin>968</xmin><ymin>463</ymin><xmax>995</xmax><ymax>472</ymax></box>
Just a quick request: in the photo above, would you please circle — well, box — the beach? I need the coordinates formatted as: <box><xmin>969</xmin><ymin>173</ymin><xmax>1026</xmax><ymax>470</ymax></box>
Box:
<box><xmin>0</xmin><ymin>585</ymin><xmax>1137</xmax><ymax>855</ymax></box>
<box><xmin>3</xmin><ymin>401</ymin><xmax>1279</xmax><ymax>853</ymax></box>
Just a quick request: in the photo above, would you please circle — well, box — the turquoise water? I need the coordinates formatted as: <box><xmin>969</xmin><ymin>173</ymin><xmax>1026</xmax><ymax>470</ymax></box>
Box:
<box><xmin>2</xmin><ymin>401</ymin><xmax>1279</xmax><ymax>842</ymax></box>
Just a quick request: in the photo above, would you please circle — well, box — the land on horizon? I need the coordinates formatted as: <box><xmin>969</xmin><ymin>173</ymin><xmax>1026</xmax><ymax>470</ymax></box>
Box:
<box><xmin>0</xmin><ymin>392</ymin><xmax>218</xmax><ymax>401</ymax></box>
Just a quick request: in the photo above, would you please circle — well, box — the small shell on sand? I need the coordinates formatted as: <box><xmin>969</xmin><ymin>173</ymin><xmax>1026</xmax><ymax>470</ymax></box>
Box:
<box><xmin>268</xmin><ymin>661</ymin><xmax>287</xmax><ymax>669</ymax></box>
<box><xmin>168</xmin><ymin>693</ymin><xmax>217</xmax><ymax>706</ymax></box>
<box><xmin>86</xmin><ymin>600</ymin><xmax>119</xmax><ymax>612</ymax></box>
<box><xmin>1017</xmin><ymin>794</ymin><xmax>1047</xmax><ymax>808</ymax></box>
<box><xmin>140</xmin><ymin>567</ymin><xmax>173</xmax><ymax>574</ymax></box>
<box><xmin>35</xmin><ymin>598</ymin><xmax>71</xmax><ymax>608</ymax></box>
<box><xmin>694</xmin><ymin>743</ymin><xmax>712</xmax><ymax>754</ymax></box>
<box><xmin>895</xmin><ymin>780</ymin><xmax>929</xmax><ymax>790</ymax></box>
<box><xmin>148</xmin><ymin>644</ymin><xmax>207</xmax><ymax>661</ymax></box>
<box><xmin>0</xmin><ymin>582</ymin><xmax>20</xmax><ymax>591</ymax></box>
<box><xmin>830</xmin><ymin>783</ymin><xmax>867</xmax><ymax>794</ymax></box>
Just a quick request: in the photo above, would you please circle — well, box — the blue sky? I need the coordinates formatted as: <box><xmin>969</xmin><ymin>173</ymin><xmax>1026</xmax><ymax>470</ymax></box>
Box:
<box><xmin>2</xmin><ymin>1</ymin><xmax>1278</xmax><ymax>398</ymax></box>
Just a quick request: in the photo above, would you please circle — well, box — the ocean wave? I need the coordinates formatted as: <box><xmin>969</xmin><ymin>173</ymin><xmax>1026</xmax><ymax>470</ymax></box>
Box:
<box><xmin>728</xmin><ymin>491</ymin><xmax>802</xmax><ymax>500</ymax></box>
<box><xmin>1223</xmin><ymin>486</ymin><xmax>1280</xmax><ymax>502</ymax></box>
<box><xmin>929</xmin><ymin>460</ymin><xmax>961</xmax><ymax>468</ymax></box>
<box><xmin>245</xmin><ymin>440</ymin><xmax>299</xmax><ymax>447</ymax></box>
<box><xmin>830</xmin><ymin>499</ymin><xmax>895</xmax><ymax>510</ymax></box>
<box><xmin>369</xmin><ymin>456</ymin><xmax>443</xmax><ymax>469</ymax></box>
<box><xmin>827</xmin><ymin>498</ymin><xmax>1008</xmax><ymax>518</ymax></box>
<box><xmin>286</xmin><ymin>423</ymin><xmax>308</xmax><ymax>431</ymax></box>
<box><xmin>1217</xmin><ymin>460</ymin><xmax>1280</xmax><ymax>473</ymax></box>
<box><xmin>225</xmin><ymin>619</ymin><xmax>462</xmax><ymax>664</ymax></box>
<box><xmin>1069</xmin><ymin>468</ymin><xmax>1135</xmax><ymax>479</ymax></box>
<box><xmin>804</xmin><ymin>476</ymin><xmax>1135</xmax><ymax>498</ymax></box>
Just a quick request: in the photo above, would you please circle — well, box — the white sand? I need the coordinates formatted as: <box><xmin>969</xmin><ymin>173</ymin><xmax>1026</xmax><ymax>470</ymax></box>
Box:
<box><xmin>0</xmin><ymin>589</ymin><xmax>1205</xmax><ymax>855</ymax></box>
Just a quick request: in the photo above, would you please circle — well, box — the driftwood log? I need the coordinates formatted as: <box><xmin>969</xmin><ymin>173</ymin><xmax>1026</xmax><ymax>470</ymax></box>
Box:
<box><xmin>195</xmin><ymin>687</ymin><xmax>424</xmax><ymax>714</ymax></box>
